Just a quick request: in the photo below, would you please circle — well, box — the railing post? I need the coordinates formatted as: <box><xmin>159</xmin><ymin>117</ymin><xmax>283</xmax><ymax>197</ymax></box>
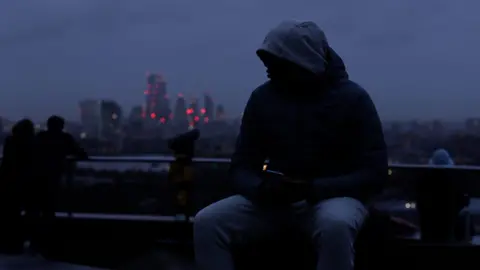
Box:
<box><xmin>416</xmin><ymin>168</ymin><xmax>469</xmax><ymax>243</ymax></box>
<box><xmin>65</xmin><ymin>159</ymin><xmax>75</xmax><ymax>219</ymax></box>
<box><xmin>167</xmin><ymin>130</ymin><xmax>200</xmax><ymax>223</ymax></box>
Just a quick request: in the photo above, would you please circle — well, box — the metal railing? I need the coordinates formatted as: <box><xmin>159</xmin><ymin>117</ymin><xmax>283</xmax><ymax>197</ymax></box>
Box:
<box><xmin>1</xmin><ymin>155</ymin><xmax>479</xmax><ymax>243</ymax></box>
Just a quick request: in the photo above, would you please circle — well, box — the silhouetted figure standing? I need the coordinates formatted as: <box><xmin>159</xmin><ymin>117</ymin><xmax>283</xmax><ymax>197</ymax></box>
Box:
<box><xmin>0</xmin><ymin>119</ymin><xmax>35</xmax><ymax>253</ymax></box>
<box><xmin>31</xmin><ymin>115</ymin><xmax>87</xmax><ymax>252</ymax></box>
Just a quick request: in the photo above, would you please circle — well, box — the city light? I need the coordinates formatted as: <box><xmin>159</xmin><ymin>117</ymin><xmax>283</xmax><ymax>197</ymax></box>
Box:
<box><xmin>150</xmin><ymin>113</ymin><xmax>156</xmax><ymax>119</ymax></box>
<box><xmin>405</xmin><ymin>202</ymin><xmax>416</xmax><ymax>209</ymax></box>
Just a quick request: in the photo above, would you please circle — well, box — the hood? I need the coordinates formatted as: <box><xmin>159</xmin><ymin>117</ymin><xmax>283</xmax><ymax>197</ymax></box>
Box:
<box><xmin>257</xmin><ymin>20</ymin><xmax>348</xmax><ymax>81</ymax></box>
<box><xmin>11</xmin><ymin>119</ymin><xmax>34</xmax><ymax>138</ymax></box>
<box><xmin>429</xmin><ymin>149</ymin><xmax>454</xmax><ymax>166</ymax></box>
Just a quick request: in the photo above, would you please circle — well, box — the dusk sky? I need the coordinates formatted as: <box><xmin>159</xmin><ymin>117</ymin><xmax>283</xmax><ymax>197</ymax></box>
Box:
<box><xmin>1</xmin><ymin>0</ymin><xmax>479</xmax><ymax>121</ymax></box>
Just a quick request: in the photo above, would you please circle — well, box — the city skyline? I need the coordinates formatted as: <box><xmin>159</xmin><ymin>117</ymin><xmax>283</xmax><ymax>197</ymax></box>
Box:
<box><xmin>1</xmin><ymin>1</ymin><xmax>480</xmax><ymax>121</ymax></box>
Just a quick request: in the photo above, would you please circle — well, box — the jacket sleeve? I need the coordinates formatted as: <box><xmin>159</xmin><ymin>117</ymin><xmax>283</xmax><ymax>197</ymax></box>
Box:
<box><xmin>229</xmin><ymin>90</ymin><xmax>267</xmax><ymax>200</ymax></box>
<box><xmin>312</xmin><ymin>90</ymin><xmax>388</xmax><ymax>200</ymax></box>
<box><xmin>65</xmin><ymin>133</ymin><xmax>88</xmax><ymax>159</ymax></box>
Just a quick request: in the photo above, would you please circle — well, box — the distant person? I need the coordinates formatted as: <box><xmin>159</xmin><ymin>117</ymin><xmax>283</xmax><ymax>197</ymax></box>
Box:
<box><xmin>194</xmin><ymin>21</ymin><xmax>387</xmax><ymax>270</ymax></box>
<box><xmin>428</xmin><ymin>148</ymin><xmax>454</xmax><ymax>166</ymax></box>
<box><xmin>0</xmin><ymin>119</ymin><xmax>35</xmax><ymax>253</ymax></box>
<box><xmin>31</xmin><ymin>115</ymin><xmax>87</xmax><ymax>251</ymax></box>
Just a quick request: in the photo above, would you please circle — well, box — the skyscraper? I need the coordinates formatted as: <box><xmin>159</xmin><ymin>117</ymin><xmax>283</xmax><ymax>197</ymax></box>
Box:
<box><xmin>145</xmin><ymin>73</ymin><xmax>170</xmax><ymax>122</ymax></box>
<box><xmin>100</xmin><ymin>100</ymin><xmax>122</xmax><ymax>139</ymax></box>
<box><xmin>129</xmin><ymin>105</ymin><xmax>143</xmax><ymax>122</ymax></box>
<box><xmin>203</xmin><ymin>93</ymin><xmax>214</xmax><ymax>123</ymax></box>
<box><xmin>188</xmin><ymin>98</ymin><xmax>200</xmax><ymax>128</ymax></box>
<box><xmin>172</xmin><ymin>93</ymin><xmax>188</xmax><ymax>131</ymax></box>
<box><xmin>174</xmin><ymin>94</ymin><xmax>187</xmax><ymax>121</ymax></box>
<box><xmin>79</xmin><ymin>99</ymin><xmax>101</xmax><ymax>138</ymax></box>
<box><xmin>215</xmin><ymin>104</ymin><xmax>225</xmax><ymax>120</ymax></box>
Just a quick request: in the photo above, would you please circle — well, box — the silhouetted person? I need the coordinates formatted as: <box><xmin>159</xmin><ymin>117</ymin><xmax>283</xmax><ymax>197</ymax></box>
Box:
<box><xmin>0</xmin><ymin>119</ymin><xmax>35</xmax><ymax>253</ymax></box>
<box><xmin>194</xmin><ymin>21</ymin><xmax>387</xmax><ymax>270</ymax></box>
<box><xmin>31</xmin><ymin>115</ymin><xmax>87</xmax><ymax>251</ymax></box>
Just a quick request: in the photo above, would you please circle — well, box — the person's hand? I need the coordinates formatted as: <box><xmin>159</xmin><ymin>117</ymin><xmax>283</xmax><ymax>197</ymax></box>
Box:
<box><xmin>260</xmin><ymin>175</ymin><xmax>308</xmax><ymax>205</ymax></box>
<box><xmin>280</xmin><ymin>176</ymin><xmax>309</xmax><ymax>202</ymax></box>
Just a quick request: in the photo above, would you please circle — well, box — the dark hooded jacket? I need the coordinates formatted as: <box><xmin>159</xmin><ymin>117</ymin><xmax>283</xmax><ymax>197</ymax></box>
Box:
<box><xmin>230</xmin><ymin>21</ymin><xmax>388</xmax><ymax>204</ymax></box>
<box><xmin>0</xmin><ymin>119</ymin><xmax>35</xmax><ymax>196</ymax></box>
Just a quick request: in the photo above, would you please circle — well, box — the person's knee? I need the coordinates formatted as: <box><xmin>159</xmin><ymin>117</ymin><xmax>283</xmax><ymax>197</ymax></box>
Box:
<box><xmin>313</xmin><ymin>198</ymin><xmax>368</xmax><ymax>241</ymax></box>
<box><xmin>194</xmin><ymin>195</ymin><xmax>248</xmax><ymax>236</ymax></box>
<box><xmin>194</xmin><ymin>202</ymin><xmax>225</xmax><ymax>233</ymax></box>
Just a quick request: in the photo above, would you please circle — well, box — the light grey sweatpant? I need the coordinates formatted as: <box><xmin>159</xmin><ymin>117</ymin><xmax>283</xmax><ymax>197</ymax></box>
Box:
<box><xmin>194</xmin><ymin>195</ymin><xmax>368</xmax><ymax>270</ymax></box>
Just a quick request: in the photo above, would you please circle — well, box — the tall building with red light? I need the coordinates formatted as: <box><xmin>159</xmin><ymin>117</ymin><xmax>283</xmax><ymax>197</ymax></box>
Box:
<box><xmin>188</xmin><ymin>98</ymin><xmax>200</xmax><ymax>128</ymax></box>
<box><xmin>203</xmin><ymin>93</ymin><xmax>214</xmax><ymax>123</ymax></box>
<box><xmin>145</xmin><ymin>73</ymin><xmax>170</xmax><ymax>122</ymax></box>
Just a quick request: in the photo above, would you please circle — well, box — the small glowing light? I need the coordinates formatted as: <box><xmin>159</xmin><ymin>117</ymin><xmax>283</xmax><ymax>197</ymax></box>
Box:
<box><xmin>150</xmin><ymin>113</ymin><xmax>156</xmax><ymax>119</ymax></box>
<box><xmin>194</xmin><ymin>116</ymin><xmax>200</xmax><ymax>122</ymax></box>
<box><xmin>200</xmin><ymin>108</ymin><xmax>206</xmax><ymax>114</ymax></box>
<box><xmin>80</xmin><ymin>132</ymin><xmax>87</xmax><ymax>139</ymax></box>
<box><xmin>188</xmin><ymin>124</ymin><xmax>194</xmax><ymax>130</ymax></box>
<box><xmin>178</xmin><ymin>93</ymin><xmax>184</xmax><ymax>98</ymax></box>
<box><xmin>263</xmin><ymin>164</ymin><xmax>268</xmax><ymax>171</ymax></box>
<box><xmin>186</xmin><ymin>108</ymin><xmax>194</xmax><ymax>115</ymax></box>
<box><xmin>112</xmin><ymin>113</ymin><xmax>118</xmax><ymax>120</ymax></box>
<box><xmin>405</xmin><ymin>202</ymin><xmax>416</xmax><ymax>209</ymax></box>
<box><xmin>159</xmin><ymin>117</ymin><xmax>166</xmax><ymax>123</ymax></box>
<box><xmin>388</xmin><ymin>169</ymin><xmax>392</xmax><ymax>176</ymax></box>
<box><xmin>204</xmin><ymin>117</ymin><xmax>209</xmax><ymax>123</ymax></box>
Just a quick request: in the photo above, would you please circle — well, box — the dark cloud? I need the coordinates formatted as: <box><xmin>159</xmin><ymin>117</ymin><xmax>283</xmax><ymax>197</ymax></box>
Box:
<box><xmin>0</xmin><ymin>0</ymin><xmax>479</xmax><ymax>121</ymax></box>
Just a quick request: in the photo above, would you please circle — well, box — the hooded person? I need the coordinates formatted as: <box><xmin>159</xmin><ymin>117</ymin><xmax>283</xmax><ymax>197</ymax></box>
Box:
<box><xmin>0</xmin><ymin>119</ymin><xmax>35</xmax><ymax>253</ymax></box>
<box><xmin>194</xmin><ymin>20</ymin><xmax>388</xmax><ymax>270</ymax></box>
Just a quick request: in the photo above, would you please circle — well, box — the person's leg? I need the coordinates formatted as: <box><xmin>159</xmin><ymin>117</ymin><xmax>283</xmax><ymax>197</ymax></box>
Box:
<box><xmin>295</xmin><ymin>197</ymin><xmax>368</xmax><ymax>270</ymax></box>
<box><xmin>194</xmin><ymin>195</ymin><xmax>279</xmax><ymax>270</ymax></box>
